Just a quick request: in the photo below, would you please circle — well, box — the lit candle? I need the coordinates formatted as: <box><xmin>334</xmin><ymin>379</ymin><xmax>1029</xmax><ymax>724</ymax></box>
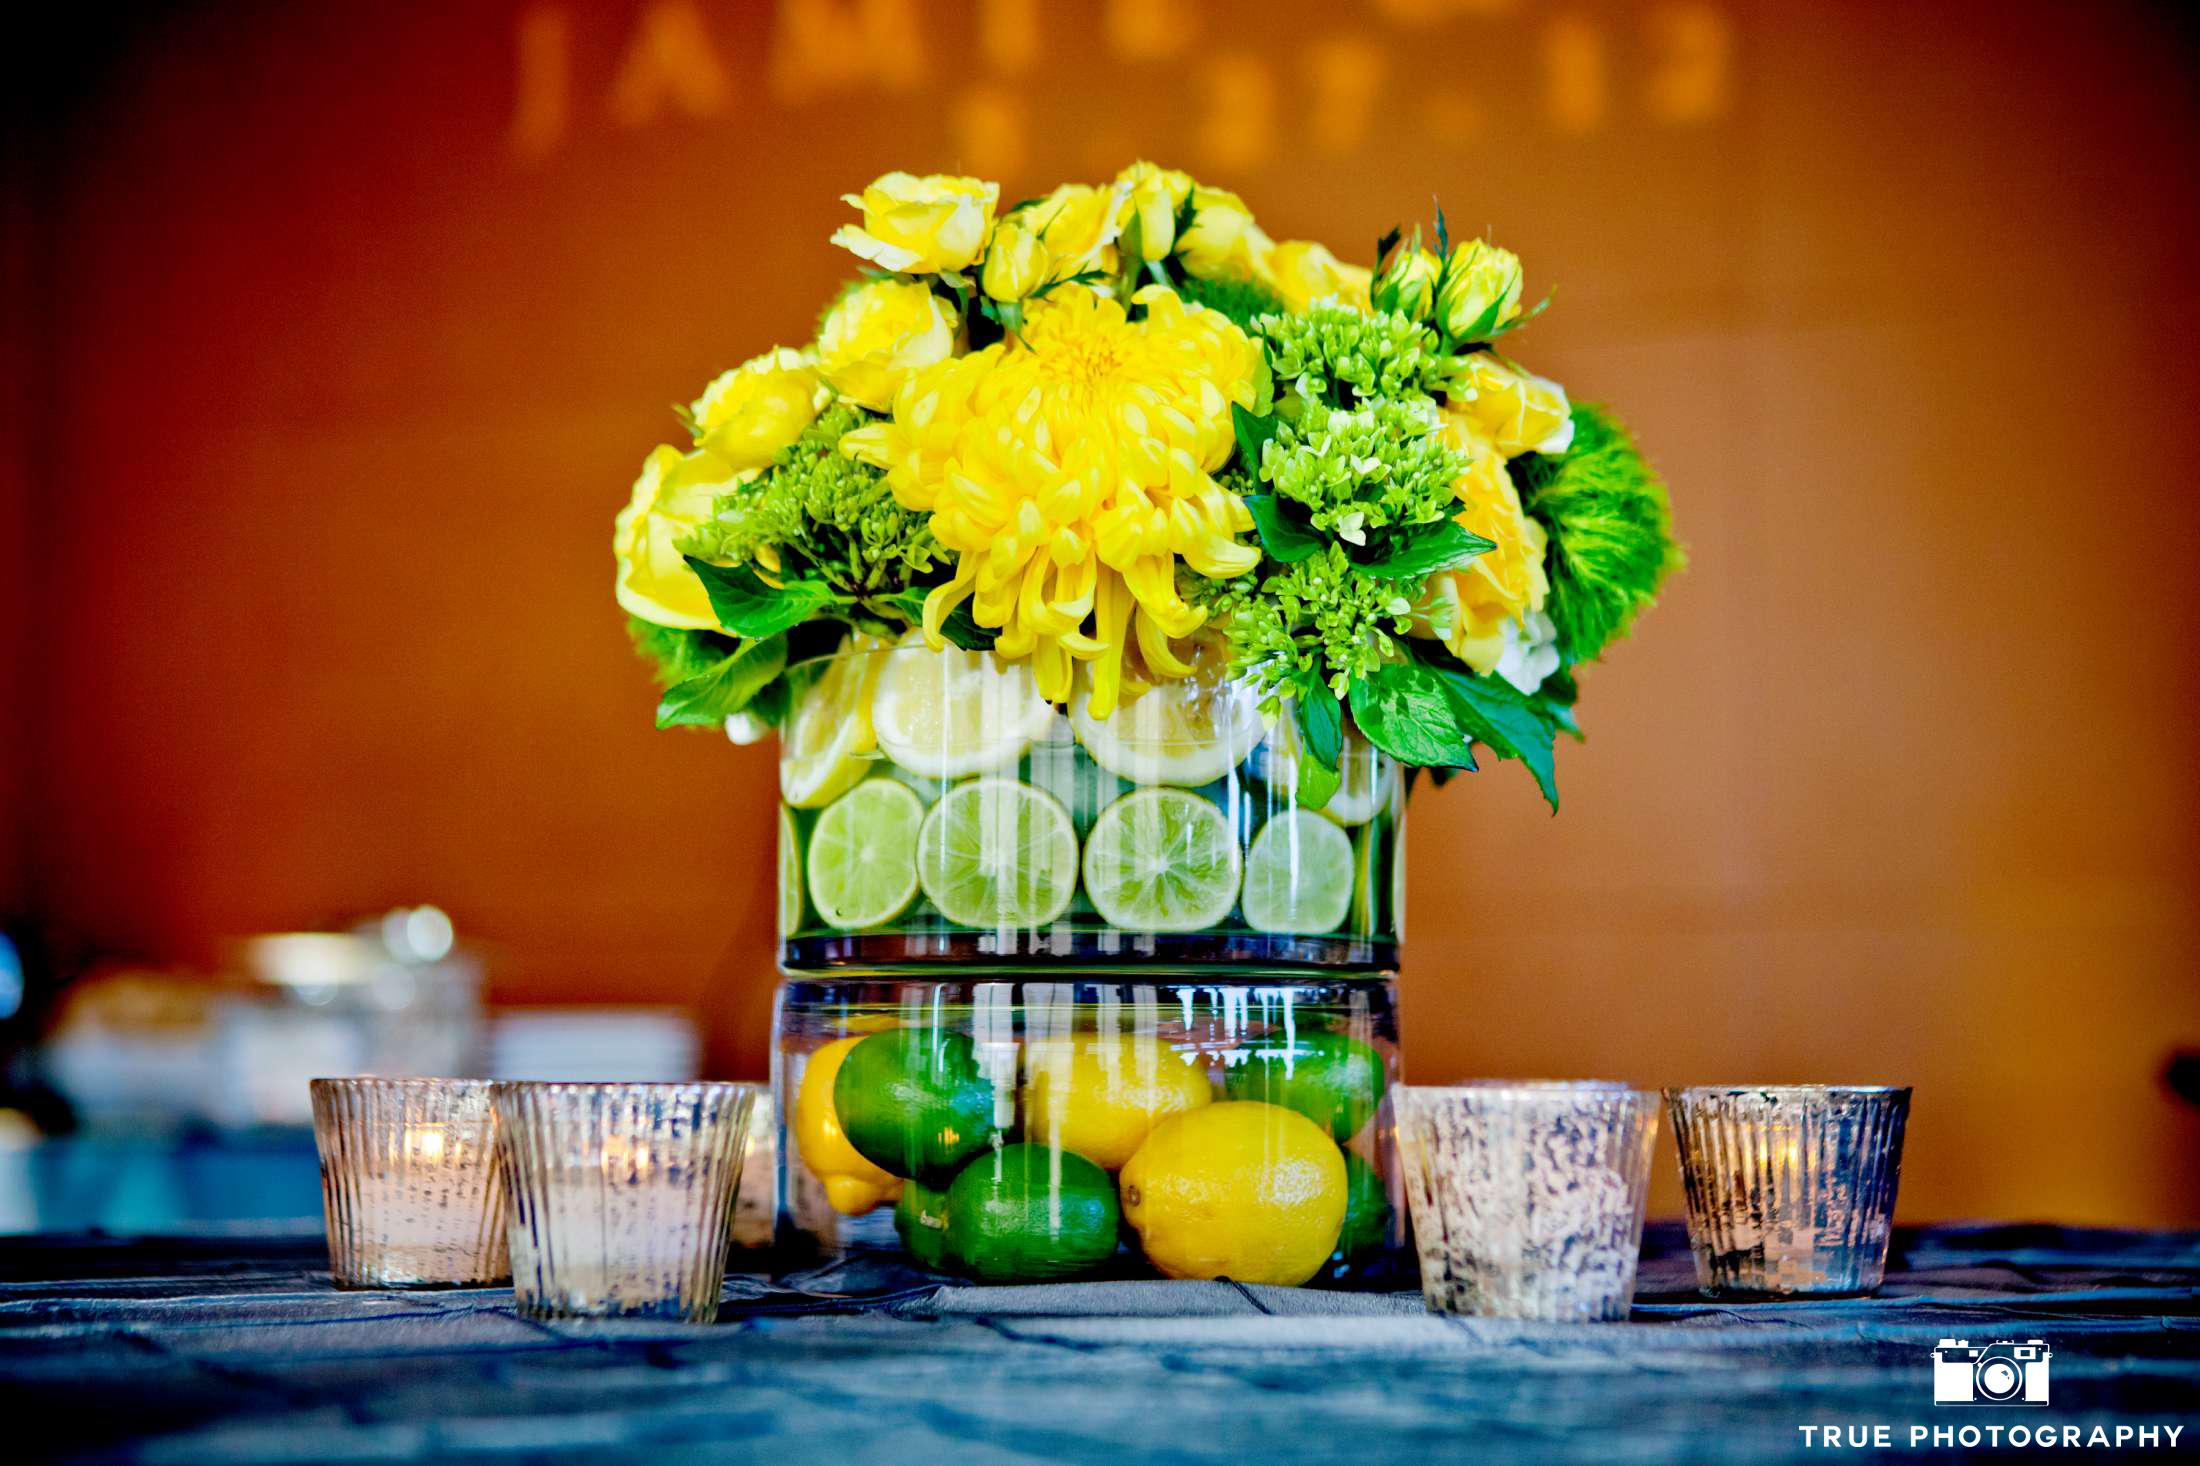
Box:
<box><xmin>311</xmin><ymin>1079</ymin><xmax>510</xmax><ymax>1289</ymax></box>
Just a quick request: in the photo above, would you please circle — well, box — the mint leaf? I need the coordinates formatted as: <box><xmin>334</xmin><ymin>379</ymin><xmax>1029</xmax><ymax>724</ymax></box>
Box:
<box><xmin>1294</xmin><ymin>694</ymin><xmax>1343</xmax><ymax>769</ymax></box>
<box><xmin>1232</xmin><ymin>401</ymin><xmax>1283</xmax><ymax>476</ymax></box>
<box><xmin>884</xmin><ymin>589</ymin><xmax>997</xmax><ymax>651</ymax></box>
<box><xmin>1296</xmin><ymin>753</ymin><xmax>1342</xmax><ymax>811</ymax></box>
<box><xmin>1423</xmin><ymin>658</ymin><xmax>1561</xmax><ymax>811</ymax></box>
<box><xmin>1348</xmin><ymin>662</ymin><xmax>1475</xmax><ymax>768</ymax></box>
<box><xmin>1242</xmin><ymin>494</ymin><xmax>1323</xmax><ymax>564</ymax></box>
<box><xmin>685</xmin><ymin>557</ymin><xmax>843</xmax><ymax>638</ymax></box>
<box><xmin>655</xmin><ymin>634</ymin><xmax>788</xmax><ymax>729</ymax></box>
<box><xmin>1361</xmin><ymin>520</ymin><xmax>1496</xmax><ymax>579</ymax></box>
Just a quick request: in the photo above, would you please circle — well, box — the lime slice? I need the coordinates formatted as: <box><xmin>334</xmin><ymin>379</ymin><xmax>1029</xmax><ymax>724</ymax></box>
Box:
<box><xmin>872</xmin><ymin>631</ymin><xmax>1057</xmax><ymax>780</ymax></box>
<box><xmin>805</xmin><ymin>779</ymin><xmax>925</xmax><ymax>930</ymax></box>
<box><xmin>779</xmin><ymin>805</ymin><xmax>805</xmax><ymax>936</ymax></box>
<box><xmin>1251</xmin><ymin>711</ymin><xmax>1393</xmax><ymax>827</ymax></box>
<box><xmin>1350</xmin><ymin>817</ymin><xmax>1383</xmax><ymax>936</ymax></box>
<box><xmin>781</xmin><ymin>641</ymin><xmax>883</xmax><ymax>809</ymax></box>
<box><xmin>1070</xmin><ymin>670</ymin><xmax>1264</xmax><ymax>788</ymax></box>
<box><xmin>1241</xmin><ymin>810</ymin><xmax>1354</xmax><ymax>935</ymax></box>
<box><xmin>916</xmin><ymin>778</ymin><xmax>1079</xmax><ymax>928</ymax></box>
<box><xmin>1082</xmin><ymin>788</ymin><xmax>1242</xmax><ymax>932</ymax></box>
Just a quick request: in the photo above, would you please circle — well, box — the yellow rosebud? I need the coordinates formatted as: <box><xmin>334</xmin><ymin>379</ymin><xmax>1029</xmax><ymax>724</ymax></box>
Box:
<box><xmin>1026</xmin><ymin>182</ymin><xmax>1121</xmax><ymax>276</ymax></box>
<box><xmin>1257</xmin><ymin>239</ymin><xmax>1373</xmax><ymax>313</ymax></box>
<box><xmin>1113</xmin><ymin>160</ymin><xmax>1194</xmax><ymax>262</ymax></box>
<box><xmin>1450</xmin><ymin>354</ymin><xmax>1574</xmax><ymax>457</ymax></box>
<box><xmin>830</xmin><ymin>171</ymin><xmax>999</xmax><ymax>275</ymax></box>
<box><xmin>613</xmin><ymin>445</ymin><xmax>748</xmax><ymax>630</ymax></box>
<box><xmin>980</xmin><ymin>217</ymin><xmax>1050</xmax><ymax>302</ymax></box>
<box><xmin>1176</xmin><ymin>185</ymin><xmax>1270</xmax><ymax>281</ymax></box>
<box><xmin>815</xmin><ymin>279</ymin><xmax>959</xmax><ymax>410</ymax></box>
<box><xmin>1371</xmin><ymin>243</ymin><xmax>1441</xmax><ymax>320</ymax></box>
<box><xmin>688</xmin><ymin>346</ymin><xmax>828</xmax><ymax>471</ymax></box>
<box><xmin>1435</xmin><ymin>238</ymin><xmax>1525</xmax><ymax>342</ymax></box>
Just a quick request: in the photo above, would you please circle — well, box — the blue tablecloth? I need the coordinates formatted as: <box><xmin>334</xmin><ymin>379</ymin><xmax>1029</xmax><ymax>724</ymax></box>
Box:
<box><xmin>2</xmin><ymin>1222</ymin><xmax>2196</xmax><ymax>1464</ymax></box>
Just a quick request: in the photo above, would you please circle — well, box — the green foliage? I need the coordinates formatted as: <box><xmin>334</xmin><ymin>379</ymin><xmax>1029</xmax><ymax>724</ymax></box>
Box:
<box><xmin>1512</xmin><ymin>403</ymin><xmax>1682</xmax><ymax>664</ymax></box>
<box><xmin>1349</xmin><ymin>661</ymin><xmax>1474</xmax><ymax>768</ymax></box>
<box><xmin>1175</xmin><ymin>271</ymin><xmax>1287</xmax><ymax>330</ymax></box>
<box><xmin>627</xmin><ymin>616</ymin><xmax>736</xmax><ymax>688</ymax></box>
<box><xmin>683</xmin><ymin>402</ymin><xmax>943</xmax><ymax>612</ymax></box>
<box><xmin>1259</xmin><ymin>396</ymin><xmax>1466</xmax><ymax>540</ymax></box>
<box><xmin>1256</xmin><ymin>304</ymin><xmax>1452</xmax><ymax>404</ymax></box>
<box><xmin>656</xmin><ymin>634</ymin><xmax>787</xmax><ymax>730</ymax></box>
<box><xmin>1418</xmin><ymin>651</ymin><xmax>1563</xmax><ymax>810</ymax></box>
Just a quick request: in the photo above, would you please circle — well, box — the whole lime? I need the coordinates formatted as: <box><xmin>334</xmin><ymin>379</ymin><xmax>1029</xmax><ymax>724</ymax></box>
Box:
<box><xmin>1336</xmin><ymin>1152</ymin><xmax>1392</xmax><ymax>1260</ymax></box>
<box><xmin>894</xmin><ymin>1180</ymin><xmax>953</xmax><ymax>1271</ymax></box>
<box><xmin>944</xmin><ymin>1143</ymin><xmax>1120</xmax><ymax>1283</ymax></box>
<box><xmin>833</xmin><ymin>1027</ymin><xmax>1001</xmax><ymax>1185</ymax></box>
<box><xmin>1223</xmin><ymin>1031</ymin><xmax>1386</xmax><ymax>1143</ymax></box>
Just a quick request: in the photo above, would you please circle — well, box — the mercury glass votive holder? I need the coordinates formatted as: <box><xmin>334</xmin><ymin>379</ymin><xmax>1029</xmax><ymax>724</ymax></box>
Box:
<box><xmin>1394</xmin><ymin>1082</ymin><xmax>1660</xmax><ymax>1322</ymax></box>
<box><xmin>309</xmin><ymin>1077</ymin><xmax>510</xmax><ymax>1288</ymax></box>
<box><xmin>494</xmin><ymin>1081</ymin><xmax>757</xmax><ymax>1322</ymax></box>
<box><xmin>1665</xmin><ymin>1085</ymin><xmax>1911</xmax><ymax>1297</ymax></box>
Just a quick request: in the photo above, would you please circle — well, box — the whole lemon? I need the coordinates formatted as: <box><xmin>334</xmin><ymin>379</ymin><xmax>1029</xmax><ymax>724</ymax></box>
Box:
<box><xmin>1022</xmin><ymin>1036</ymin><xmax>1214</xmax><ymax>1170</ymax></box>
<box><xmin>1119</xmin><ymin>1101</ymin><xmax>1348</xmax><ymax>1286</ymax></box>
<box><xmin>793</xmin><ymin>1035</ymin><xmax>903</xmax><ymax>1216</ymax></box>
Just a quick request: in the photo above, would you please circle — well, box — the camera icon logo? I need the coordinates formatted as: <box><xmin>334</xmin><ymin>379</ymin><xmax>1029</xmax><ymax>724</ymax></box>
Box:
<box><xmin>1932</xmin><ymin>1338</ymin><xmax>2051</xmax><ymax>1406</ymax></box>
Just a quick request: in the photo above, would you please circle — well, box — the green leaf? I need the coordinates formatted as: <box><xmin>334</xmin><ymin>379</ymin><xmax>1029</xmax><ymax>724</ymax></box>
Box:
<box><xmin>1294</xmin><ymin>693</ymin><xmax>1344</xmax><ymax>770</ymax></box>
<box><xmin>1348</xmin><ymin>662</ymin><xmax>1475</xmax><ymax>768</ymax></box>
<box><xmin>1422</xmin><ymin>657</ymin><xmax>1562</xmax><ymax>811</ymax></box>
<box><xmin>685</xmin><ymin>557</ymin><xmax>844</xmax><ymax>638</ymax></box>
<box><xmin>1360</xmin><ymin>520</ymin><xmax>1497</xmax><ymax>579</ymax></box>
<box><xmin>1434</xmin><ymin>202</ymin><xmax>1452</xmax><ymax>259</ymax></box>
<box><xmin>655</xmin><ymin>634</ymin><xmax>788</xmax><ymax>729</ymax></box>
<box><xmin>1242</xmin><ymin>495</ymin><xmax>1323</xmax><ymax>565</ymax></box>
<box><xmin>883</xmin><ymin>589</ymin><xmax>996</xmax><ymax>651</ymax></box>
<box><xmin>1231</xmin><ymin>400</ymin><xmax>1283</xmax><ymax>476</ymax></box>
<box><xmin>1295</xmin><ymin>753</ymin><xmax>1342</xmax><ymax>812</ymax></box>
<box><xmin>745</xmin><ymin>673</ymin><xmax>792</xmax><ymax>727</ymax></box>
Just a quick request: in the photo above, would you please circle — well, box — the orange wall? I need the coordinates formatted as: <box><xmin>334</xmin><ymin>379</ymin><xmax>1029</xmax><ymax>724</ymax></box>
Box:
<box><xmin>12</xmin><ymin>0</ymin><xmax>2200</xmax><ymax>1223</ymax></box>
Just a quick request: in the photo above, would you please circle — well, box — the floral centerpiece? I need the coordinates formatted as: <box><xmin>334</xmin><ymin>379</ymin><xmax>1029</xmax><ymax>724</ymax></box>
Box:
<box><xmin>615</xmin><ymin>163</ymin><xmax>1677</xmax><ymax>815</ymax></box>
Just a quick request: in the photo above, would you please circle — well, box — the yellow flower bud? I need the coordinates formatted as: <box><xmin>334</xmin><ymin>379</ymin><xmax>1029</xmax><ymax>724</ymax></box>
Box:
<box><xmin>688</xmin><ymin>347</ymin><xmax>827</xmax><ymax>471</ymax></box>
<box><xmin>980</xmin><ymin>217</ymin><xmax>1050</xmax><ymax>302</ymax></box>
<box><xmin>613</xmin><ymin>445</ymin><xmax>748</xmax><ymax>630</ymax></box>
<box><xmin>830</xmin><ymin>171</ymin><xmax>999</xmax><ymax>275</ymax></box>
<box><xmin>816</xmin><ymin>279</ymin><xmax>959</xmax><ymax>410</ymax></box>
<box><xmin>1176</xmin><ymin>185</ymin><xmax>1270</xmax><ymax>281</ymax></box>
<box><xmin>1256</xmin><ymin>239</ymin><xmax>1373</xmax><ymax>313</ymax></box>
<box><xmin>1113</xmin><ymin>160</ymin><xmax>1193</xmax><ymax>262</ymax></box>
<box><xmin>1027</xmin><ymin>182</ymin><xmax>1121</xmax><ymax>276</ymax></box>
<box><xmin>1436</xmin><ymin>239</ymin><xmax>1525</xmax><ymax>342</ymax></box>
<box><xmin>1371</xmin><ymin>243</ymin><xmax>1441</xmax><ymax>320</ymax></box>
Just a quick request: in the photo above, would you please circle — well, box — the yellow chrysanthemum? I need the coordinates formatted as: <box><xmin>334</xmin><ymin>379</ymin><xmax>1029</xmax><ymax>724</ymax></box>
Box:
<box><xmin>1413</xmin><ymin>414</ymin><xmax>1550</xmax><ymax>675</ymax></box>
<box><xmin>842</xmin><ymin>285</ymin><xmax>1262</xmax><ymax>716</ymax></box>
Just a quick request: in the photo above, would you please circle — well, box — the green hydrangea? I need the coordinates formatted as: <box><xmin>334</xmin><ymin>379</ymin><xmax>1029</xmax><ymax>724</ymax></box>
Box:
<box><xmin>1256</xmin><ymin>303</ymin><xmax>1451</xmax><ymax>403</ymax></box>
<box><xmin>1259</xmin><ymin>396</ymin><xmax>1466</xmax><ymax>540</ymax></box>
<box><xmin>1194</xmin><ymin>544</ymin><xmax>1421</xmax><ymax>704</ymax></box>
<box><xmin>683</xmin><ymin>401</ymin><xmax>941</xmax><ymax>606</ymax></box>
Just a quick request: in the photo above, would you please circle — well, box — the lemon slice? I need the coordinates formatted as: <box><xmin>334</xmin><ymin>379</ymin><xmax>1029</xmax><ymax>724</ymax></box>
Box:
<box><xmin>916</xmin><ymin>778</ymin><xmax>1079</xmax><ymax>928</ymax></box>
<box><xmin>1242</xmin><ymin>810</ymin><xmax>1354</xmax><ymax>935</ymax></box>
<box><xmin>1249</xmin><ymin>710</ymin><xmax>1395</xmax><ymax>827</ymax></box>
<box><xmin>1082</xmin><ymin>788</ymin><xmax>1242</xmax><ymax>932</ymax></box>
<box><xmin>780</xmin><ymin>643</ymin><xmax>883</xmax><ymax>809</ymax></box>
<box><xmin>1070</xmin><ymin>670</ymin><xmax>1264</xmax><ymax>789</ymax></box>
<box><xmin>805</xmin><ymin>779</ymin><xmax>925</xmax><ymax>930</ymax></box>
<box><xmin>872</xmin><ymin>631</ymin><xmax>1057</xmax><ymax>780</ymax></box>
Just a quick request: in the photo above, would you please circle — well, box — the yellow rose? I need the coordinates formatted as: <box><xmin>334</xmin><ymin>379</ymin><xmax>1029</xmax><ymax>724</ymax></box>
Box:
<box><xmin>1113</xmin><ymin>160</ymin><xmax>1194</xmax><ymax>262</ymax></box>
<box><xmin>1027</xmin><ymin>182</ymin><xmax>1120</xmax><ymax>276</ymax></box>
<box><xmin>1435</xmin><ymin>238</ymin><xmax>1524</xmax><ymax>342</ymax></box>
<box><xmin>1450</xmin><ymin>354</ymin><xmax>1574</xmax><ymax>457</ymax></box>
<box><xmin>1372</xmin><ymin>244</ymin><xmax>1441</xmax><ymax>320</ymax></box>
<box><xmin>830</xmin><ymin>172</ymin><xmax>999</xmax><ymax>274</ymax></box>
<box><xmin>1176</xmin><ymin>185</ymin><xmax>1270</xmax><ymax>281</ymax></box>
<box><xmin>688</xmin><ymin>346</ymin><xmax>827</xmax><ymax>471</ymax></box>
<box><xmin>613</xmin><ymin>445</ymin><xmax>748</xmax><ymax>630</ymax></box>
<box><xmin>816</xmin><ymin>279</ymin><xmax>959</xmax><ymax>410</ymax></box>
<box><xmin>980</xmin><ymin>217</ymin><xmax>1050</xmax><ymax>302</ymax></box>
<box><xmin>1257</xmin><ymin>239</ymin><xmax>1373</xmax><ymax>313</ymax></box>
<box><xmin>1413</xmin><ymin>415</ymin><xmax>1550</xmax><ymax>674</ymax></box>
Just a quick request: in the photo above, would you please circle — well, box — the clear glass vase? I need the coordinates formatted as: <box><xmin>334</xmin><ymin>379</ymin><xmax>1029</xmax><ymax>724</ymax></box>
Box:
<box><xmin>772</xmin><ymin>976</ymin><xmax>1410</xmax><ymax>1289</ymax></box>
<box><xmin>775</xmin><ymin>637</ymin><xmax>1404</xmax><ymax>976</ymax></box>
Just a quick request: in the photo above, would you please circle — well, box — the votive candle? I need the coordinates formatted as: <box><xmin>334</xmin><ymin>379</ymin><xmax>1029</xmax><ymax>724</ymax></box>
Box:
<box><xmin>310</xmin><ymin>1077</ymin><xmax>509</xmax><ymax>1288</ymax></box>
